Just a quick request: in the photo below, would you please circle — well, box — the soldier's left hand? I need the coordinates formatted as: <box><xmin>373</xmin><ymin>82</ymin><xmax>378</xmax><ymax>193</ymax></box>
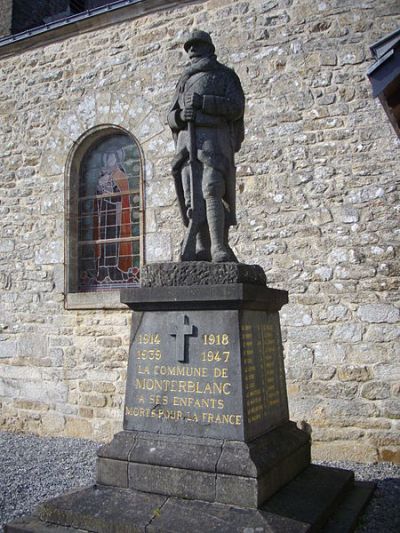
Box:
<box><xmin>185</xmin><ymin>92</ymin><xmax>203</xmax><ymax>110</ymax></box>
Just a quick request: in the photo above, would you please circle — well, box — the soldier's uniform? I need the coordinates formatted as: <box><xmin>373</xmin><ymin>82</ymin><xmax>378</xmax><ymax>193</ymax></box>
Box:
<box><xmin>168</xmin><ymin>31</ymin><xmax>245</xmax><ymax>262</ymax></box>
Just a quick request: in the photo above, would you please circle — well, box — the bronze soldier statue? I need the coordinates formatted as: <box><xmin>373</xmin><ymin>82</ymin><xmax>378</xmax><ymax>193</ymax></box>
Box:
<box><xmin>168</xmin><ymin>30</ymin><xmax>245</xmax><ymax>263</ymax></box>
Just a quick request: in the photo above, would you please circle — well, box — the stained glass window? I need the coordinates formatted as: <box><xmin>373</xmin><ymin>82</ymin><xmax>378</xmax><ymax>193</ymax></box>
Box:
<box><xmin>77</xmin><ymin>134</ymin><xmax>141</xmax><ymax>292</ymax></box>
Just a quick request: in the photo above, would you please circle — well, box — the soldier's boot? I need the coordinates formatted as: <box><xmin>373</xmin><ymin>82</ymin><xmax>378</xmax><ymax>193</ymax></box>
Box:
<box><xmin>206</xmin><ymin>197</ymin><xmax>230</xmax><ymax>263</ymax></box>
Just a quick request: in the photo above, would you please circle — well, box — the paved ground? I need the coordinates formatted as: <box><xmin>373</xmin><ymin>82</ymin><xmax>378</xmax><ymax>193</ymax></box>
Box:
<box><xmin>0</xmin><ymin>431</ymin><xmax>399</xmax><ymax>532</ymax></box>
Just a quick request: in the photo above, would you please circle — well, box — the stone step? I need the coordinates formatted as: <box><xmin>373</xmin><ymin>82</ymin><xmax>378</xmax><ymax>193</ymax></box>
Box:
<box><xmin>7</xmin><ymin>486</ymin><xmax>310</xmax><ymax>533</ymax></box>
<box><xmin>323</xmin><ymin>481</ymin><xmax>376</xmax><ymax>533</ymax></box>
<box><xmin>5</xmin><ymin>464</ymin><xmax>375</xmax><ymax>533</ymax></box>
<box><xmin>4</xmin><ymin>516</ymin><xmax>79</xmax><ymax>532</ymax></box>
<box><xmin>262</xmin><ymin>464</ymin><xmax>355</xmax><ymax>530</ymax></box>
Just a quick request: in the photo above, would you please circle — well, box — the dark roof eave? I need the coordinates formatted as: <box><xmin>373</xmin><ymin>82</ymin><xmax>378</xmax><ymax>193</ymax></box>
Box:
<box><xmin>370</xmin><ymin>27</ymin><xmax>400</xmax><ymax>59</ymax></box>
<box><xmin>0</xmin><ymin>0</ymin><xmax>185</xmax><ymax>58</ymax></box>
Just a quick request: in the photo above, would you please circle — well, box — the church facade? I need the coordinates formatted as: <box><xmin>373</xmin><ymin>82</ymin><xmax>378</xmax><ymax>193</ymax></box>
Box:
<box><xmin>0</xmin><ymin>0</ymin><xmax>399</xmax><ymax>463</ymax></box>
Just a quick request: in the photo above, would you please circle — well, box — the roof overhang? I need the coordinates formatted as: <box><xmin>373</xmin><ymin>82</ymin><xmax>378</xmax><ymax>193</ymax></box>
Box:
<box><xmin>367</xmin><ymin>28</ymin><xmax>400</xmax><ymax>138</ymax></box>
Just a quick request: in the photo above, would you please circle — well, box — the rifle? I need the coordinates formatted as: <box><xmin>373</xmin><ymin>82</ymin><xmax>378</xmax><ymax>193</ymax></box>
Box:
<box><xmin>180</xmin><ymin>120</ymin><xmax>204</xmax><ymax>261</ymax></box>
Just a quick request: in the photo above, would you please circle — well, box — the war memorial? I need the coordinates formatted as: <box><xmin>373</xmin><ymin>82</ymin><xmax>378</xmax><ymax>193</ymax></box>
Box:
<box><xmin>5</xmin><ymin>29</ymin><xmax>376</xmax><ymax>533</ymax></box>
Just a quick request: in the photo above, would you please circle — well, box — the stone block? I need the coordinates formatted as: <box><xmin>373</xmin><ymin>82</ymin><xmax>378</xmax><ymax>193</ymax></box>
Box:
<box><xmin>216</xmin><ymin>422</ymin><xmax>309</xmax><ymax>477</ymax></box>
<box><xmin>378</xmin><ymin>448</ymin><xmax>400</xmax><ymax>464</ymax></box>
<box><xmin>313</xmin><ymin>266</ymin><xmax>333</xmax><ymax>281</ymax></box>
<box><xmin>34</xmin><ymin>241</ymin><xmax>63</xmax><ymax>265</ymax></box>
<box><xmin>4</xmin><ymin>516</ymin><xmax>76</xmax><ymax>532</ymax></box>
<box><xmin>333</xmin><ymin>323</ymin><xmax>363</xmax><ymax>343</ymax></box>
<box><xmin>0</xmin><ymin>239</ymin><xmax>15</xmax><ymax>253</ymax></box>
<box><xmin>312</xmin><ymin>441</ymin><xmax>379</xmax><ymax>463</ymax></box>
<box><xmin>337</xmin><ymin>365</ymin><xmax>371</xmax><ymax>382</ymax></box>
<box><xmin>314</xmin><ymin>344</ymin><xmax>346</xmax><ymax>364</ymax></box>
<box><xmin>18</xmin><ymin>334</ymin><xmax>47</xmax><ymax>359</ymax></box>
<box><xmin>312</xmin><ymin>365</ymin><xmax>336</xmax><ymax>380</ymax></box>
<box><xmin>364</xmin><ymin>324</ymin><xmax>400</xmax><ymax>342</ymax></box>
<box><xmin>93</xmin><ymin>382</ymin><xmax>116</xmax><ymax>393</ymax></box>
<box><xmin>281</xmin><ymin>304</ymin><xmax>312</xmax><ymax>327</ymax></box>
<box><xmin>17</xmin><ymin>380</ymin><xmax>67</xmax><ymax>404</ymax></box>
<box><xmin>41</xmin><ymin>412</ymin><xmax>65</xmax><ymax>435</ymax></box>
<box><xmin>380</xmin><ymin>400</ymin><xmax>400</xmax><ymax>420</ymax></box>
<box><xmin>37</xmin><ymin>486</ymin><xmax>167</xmax><ymax>532</ymax></box>
<box><xmin>216</xmin><ymin>474</ymin><xmax>258</xmax><ymax>508</ymax></box>
<box><xmin>216</xmin><ymin>440</ymin><xmax>311</xmax><ymax>508</ymax></box>
<box><xmin>145</xmin><ymin>232</ymin><xmax>172</xmax><ymax>262</ymax></box>
<box><xmin>287</xmin><ymin>326</ymin><xmax>331</xmax><ymax>343</ymax></box>
<box><xmin>64</xmin><ymin>417</ymin><xmax>92</xmax><ymax>438</ymax></box>
<box><xmin>128</xmin><ymin>432</ymin><xmax>222</xmax><ymax>472</ymax></box>
<box><xmin>97</xmin><ymin>457</ymin><xmax>128</xmax><ymax>488</ymax></box>
<box><xmin>82</xmin><ymin>393</ymin><xmax>107</xmax><ymax>408</ymax></box>
<box><xmin>0</xmin><ymin>341</ymin><xmax>17</xmax><ymax>358</ymax></box>
<box><xmin>129</xmin><ymin>462</ymin><xmax>216</xmax><ymax>502</ymax></box>
<box><xmin>358</xmin><ymin>304</ymin><xmax>399</xmax><ymax>324</ymax></box>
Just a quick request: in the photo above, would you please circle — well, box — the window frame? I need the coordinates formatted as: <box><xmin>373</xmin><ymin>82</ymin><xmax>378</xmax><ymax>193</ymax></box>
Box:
<box><xmin>65</xmin><ymin>124</ymin><xmax>144</xmax><ymax>310</ymax></box>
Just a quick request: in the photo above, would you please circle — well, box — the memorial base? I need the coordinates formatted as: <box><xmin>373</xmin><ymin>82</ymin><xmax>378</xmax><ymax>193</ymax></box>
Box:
<box><xmin>96</xmin><ymin>422</ymin><xmax>310</xmax><ymax>508</ymax></box>
<box><xmin>5</xmin><ymin>264</ymin><xmax>374</xmax><ymax>532</ymax></box>
<box><xmin>6</xmin><ymin>466</ymin><xmax>374</xmax><ymax>533</ymax></box>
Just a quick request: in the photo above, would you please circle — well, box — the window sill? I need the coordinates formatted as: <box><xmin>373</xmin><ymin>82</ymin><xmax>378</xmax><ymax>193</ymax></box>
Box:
<box><xmin>65</xmin><ymin>291</ymin><xmax>129</xmax><ymax>310</ymax></box>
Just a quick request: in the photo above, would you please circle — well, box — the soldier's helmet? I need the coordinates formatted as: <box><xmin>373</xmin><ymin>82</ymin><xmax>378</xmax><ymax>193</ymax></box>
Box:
<box><xmin>184</xmin><ymin>30</ymin><xmax>215</xmax><ymax>54</ymax></box>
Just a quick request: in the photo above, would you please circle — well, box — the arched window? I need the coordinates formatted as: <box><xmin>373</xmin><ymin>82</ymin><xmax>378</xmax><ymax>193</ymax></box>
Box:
<box><xmin>66</xmin><ymin>128</ymin><xmax>143</xmax><ymax>302</ymax></box>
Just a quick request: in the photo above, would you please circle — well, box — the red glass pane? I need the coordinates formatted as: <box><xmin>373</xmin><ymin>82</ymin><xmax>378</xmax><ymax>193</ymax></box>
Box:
<box><xmin>78</xmin><ymin>134</ymin><xmax>141</xmax><ymax>292</ymax></box>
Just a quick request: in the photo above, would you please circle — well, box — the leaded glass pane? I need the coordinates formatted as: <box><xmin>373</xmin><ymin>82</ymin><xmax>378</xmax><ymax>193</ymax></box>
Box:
<box><xmin>78</xmin><ymin>134</ymin><xmax>141</xmax><ymax>292</ymax></box>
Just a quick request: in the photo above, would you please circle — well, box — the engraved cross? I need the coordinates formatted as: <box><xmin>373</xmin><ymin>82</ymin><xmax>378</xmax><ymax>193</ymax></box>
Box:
<box><xmin>170</xmin><ymin>314</ymin><xmax>195</xmax><ymax>363</ymax></box>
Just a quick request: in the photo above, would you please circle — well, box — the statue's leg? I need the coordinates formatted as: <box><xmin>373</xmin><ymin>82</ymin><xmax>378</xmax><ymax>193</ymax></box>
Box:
<box><xmin>224</xmin><ymin>225</ymin><xmax>238</xmax><ymax>262</ymax></box>
<box><xmin>196</xmin><ymin>224</ymin><xmax>211</xmax><ymax>261</ymax></box>
<box><xmin>203</xmin><ymin>167</ymin><xmax>230</xmax><ymax>263</ymax></box>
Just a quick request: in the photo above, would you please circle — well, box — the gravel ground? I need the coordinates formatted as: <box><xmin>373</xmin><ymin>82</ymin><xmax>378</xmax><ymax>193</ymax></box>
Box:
<box><xmin>0</xmin><ymin>431</ymin><xmax>399</xmax><ymax>532</ymax></box>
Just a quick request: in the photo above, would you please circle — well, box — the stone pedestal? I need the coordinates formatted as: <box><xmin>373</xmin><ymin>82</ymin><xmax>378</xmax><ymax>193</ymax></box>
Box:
<box><xmin>5</xmin><ymin>263</ymin><xmax>374</xmax><ymax>533</ymax></box>
<box><xmin>97</xmin><ymin>265</ymin><xmax>310</xmax><ymax>509</ymax></box>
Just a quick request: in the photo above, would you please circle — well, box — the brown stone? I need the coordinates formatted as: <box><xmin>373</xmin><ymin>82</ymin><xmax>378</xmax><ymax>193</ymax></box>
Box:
<box><xmin>378</xmin><ymin>448</ymin><xmax>400</xmax><ymax>464</ymax></box>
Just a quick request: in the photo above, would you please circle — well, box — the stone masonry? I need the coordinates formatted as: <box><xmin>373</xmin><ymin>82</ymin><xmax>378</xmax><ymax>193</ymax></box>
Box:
<box><xmin>0</xmin><ymin>0</ymin><xmax>399</xmax><ymax>463</ymax></box>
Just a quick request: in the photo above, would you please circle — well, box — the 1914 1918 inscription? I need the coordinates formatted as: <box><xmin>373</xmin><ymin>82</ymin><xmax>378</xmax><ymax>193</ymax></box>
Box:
<box><xmin>124</xmin><ymin>308</ymin><xmax>289</xmax><ymax>441</ymax></box>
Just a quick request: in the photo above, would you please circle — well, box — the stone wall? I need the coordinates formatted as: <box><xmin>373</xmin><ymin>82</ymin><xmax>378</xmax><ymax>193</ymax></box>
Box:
<box><xmin>0</xmin><ymin>0</ymin><xmax>399</xmax><ymax>463</ymax></box>
<box><xmin>0</xmin><ymin>0</ymin><xmax>12</xmax><ymax>38</ymax></box>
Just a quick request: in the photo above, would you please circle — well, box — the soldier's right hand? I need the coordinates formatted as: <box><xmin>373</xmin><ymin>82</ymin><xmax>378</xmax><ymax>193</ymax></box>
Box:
<box><xmin>181</xmin><ymin>107</ymin><xmax>196</xmax><ymax>122</ymax></box>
